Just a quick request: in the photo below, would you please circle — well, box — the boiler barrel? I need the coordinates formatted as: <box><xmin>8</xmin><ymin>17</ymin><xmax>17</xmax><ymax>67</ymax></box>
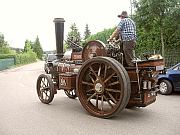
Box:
<box><xmin>53</xmin><ymin>18</ymin><xmax>65</xmax><ymax>59</ymax></box>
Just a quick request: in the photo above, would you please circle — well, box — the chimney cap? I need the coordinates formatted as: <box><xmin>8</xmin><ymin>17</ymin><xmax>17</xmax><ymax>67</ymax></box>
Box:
<box><xmin>53</xmin><ymin>18</ymin><xmax>65</xmax><ymax>23</ymax></box>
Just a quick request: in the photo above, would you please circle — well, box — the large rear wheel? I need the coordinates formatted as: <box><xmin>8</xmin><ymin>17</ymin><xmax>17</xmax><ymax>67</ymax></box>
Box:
<box><xmin>77</xmin><ymin>57</ymin><xmax>131</xmax><ymax>118</ymax></box>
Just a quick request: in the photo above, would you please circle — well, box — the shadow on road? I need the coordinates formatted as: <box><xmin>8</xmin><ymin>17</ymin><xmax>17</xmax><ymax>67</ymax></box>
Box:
<box><xmin>34</xmin><ymin>95</ymin><xmax>155</xmax><ymax>121</ymax></box>
<box><xmin>172</xmin><ymin>91</ymin><xmax>180</xmax><ymax>95</ymax></box>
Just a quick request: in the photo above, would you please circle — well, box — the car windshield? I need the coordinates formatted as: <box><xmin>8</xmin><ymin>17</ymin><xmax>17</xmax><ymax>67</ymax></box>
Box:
<box><xmin>171</xmin><ymin>63</ymin><xmax>180</xmax><ymax>70</ymax></box>
<box><xmin>47</xmin><ymin>55</ymin><xmax>57</xmax><ymax>61</ymax></box>
<box><xmin>173</xmin><ymin>65</ymin><xmax>180</xmax><ymax>70</ymax></box>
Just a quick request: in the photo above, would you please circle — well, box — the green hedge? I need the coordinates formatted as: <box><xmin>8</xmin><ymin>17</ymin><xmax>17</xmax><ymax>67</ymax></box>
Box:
<box><xmin>15</xmin><ymin>52</ymin><xmax>37</xmax><ymax>65</ymax></box>
<box><xmin>0</xmin><ymin>54</ymin><xmax>16</xmax><ymax>59</ymax></box>
<box><xmin>0</xmin><ymin>52</ymin><xmax>37</xmax><ymax>65</ymax></box>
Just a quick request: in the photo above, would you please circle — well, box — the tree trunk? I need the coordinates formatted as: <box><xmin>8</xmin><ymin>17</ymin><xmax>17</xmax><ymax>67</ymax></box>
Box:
<box><xmin>160</xmin><ymin>27</ymin><xmax>165</xmax><ymax>57</ymax></box>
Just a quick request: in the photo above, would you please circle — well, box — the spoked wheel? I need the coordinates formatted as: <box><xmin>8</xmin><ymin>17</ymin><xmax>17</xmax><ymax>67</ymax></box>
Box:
<box><xmin>77</xmin><ymin>57</ymin><xmax>131</xmax><ymax>118</ymax></box>
<box><xmin>64</xmin><ymin>89</ymin><xmax>77</xmax><ymax>99</ymax></box>
<box><xmin>36</xmin><ymin>74</ymin><xmax>54</xmax><ymax>104</ymax></box>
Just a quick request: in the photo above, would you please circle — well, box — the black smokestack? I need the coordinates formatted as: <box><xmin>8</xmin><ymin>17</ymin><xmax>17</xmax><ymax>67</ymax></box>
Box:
<box><xmin>53</xmin><ymin>18</ymin><xmax>65</xmax><ymax>59</ymax></box>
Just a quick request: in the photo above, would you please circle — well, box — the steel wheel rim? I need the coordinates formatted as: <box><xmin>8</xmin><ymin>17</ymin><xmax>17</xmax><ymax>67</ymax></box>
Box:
<box><xmin>160</xmin><ymin>82</ymin><xmax>167</xmax><ymax>93</ymax></box>
<box><xmin>37</xmin><ymin>75</ymin><xmax>54</xmax><ymax>103</ymax></box>
<box><xmin>78</xmin><ymin>59</ymin><xmax>125</xmax><ymax>117</ymax></box>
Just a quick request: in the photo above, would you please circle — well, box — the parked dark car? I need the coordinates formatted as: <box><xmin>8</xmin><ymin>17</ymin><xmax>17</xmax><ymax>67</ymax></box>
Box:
<box><xmin>158</xmin><ymin>63</ymin><xmax>180</xmax><ymax>95</ymax></box>
<box><xmin>44</xmin><ymin>54</ymin><xmax>57</xmax><ymax>74</ymax></box>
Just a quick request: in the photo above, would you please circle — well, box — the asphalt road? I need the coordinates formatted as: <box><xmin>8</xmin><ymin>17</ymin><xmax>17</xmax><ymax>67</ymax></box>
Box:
<box><xmin>0</xmin><ymin>61</ymin><xmax>180</xmax><ymax>135</ymax></box>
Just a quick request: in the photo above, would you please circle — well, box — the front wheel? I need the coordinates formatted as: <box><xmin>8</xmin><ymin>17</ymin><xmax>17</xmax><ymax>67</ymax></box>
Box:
<box><xmin>36</xmin><ymin>74</ymin><xmax>54</xmax><ymax>104</ymax></box>
<box><xmin>76</xmin><ymin>57</ymin><xmax>131</xmax><ymax>118</ymax></box>
<box><xmin>159</xmin><ymin>79</ymin><xmax>172</xmax><ymax>95</ymax></box>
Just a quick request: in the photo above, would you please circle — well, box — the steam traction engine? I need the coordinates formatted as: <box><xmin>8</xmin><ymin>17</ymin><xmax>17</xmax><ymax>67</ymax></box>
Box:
<box><xmin>36</xmin><ymin>18</ymin><xmax>165</xmax><ymax>118</ymax></box>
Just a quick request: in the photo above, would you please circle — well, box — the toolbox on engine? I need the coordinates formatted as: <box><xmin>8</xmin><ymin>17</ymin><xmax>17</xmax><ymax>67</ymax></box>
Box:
<box><xmin>59</xmin><ymin>73</ymin><xmax>77</xmax><ymax>90</ymax></box>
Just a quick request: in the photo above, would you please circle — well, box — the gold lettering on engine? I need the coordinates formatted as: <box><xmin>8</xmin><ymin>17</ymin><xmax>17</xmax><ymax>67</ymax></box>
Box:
<box><xmin>60</xmin><ymin>78</ymin><xmax>67</xmax><ymax>86</ymax></box>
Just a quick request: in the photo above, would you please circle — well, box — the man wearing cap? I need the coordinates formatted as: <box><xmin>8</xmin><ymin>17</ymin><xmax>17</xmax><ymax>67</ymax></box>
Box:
<box><xmin>108</xmin><ymin>11</ymin><xmax>136</xmax><ymax>67</ymax></box>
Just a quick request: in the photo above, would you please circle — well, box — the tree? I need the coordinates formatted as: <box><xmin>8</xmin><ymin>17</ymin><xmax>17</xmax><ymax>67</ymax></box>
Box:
<box><xmin>0</xmin><ymin>33</ymin><xmax>8</xmax><ymax>48</ymax></box>
<box><xmin>0</xmin><ymin>33</ymin><xmax>5</xmax><ymax>48</ymax></box>
<box><xmin>66</xmin><ymin>23</ymin><xmax>81</xmax><ymax>48</ymax></box>
<box><xmin>24</xmin><ymin>40</ymin><xmax>33</xmax><ymax>53</ymax></box>
<box><xmin>84</xmin><ymin>24</ymin><xmax>91</xmax><ymax>40</ymax></box>
<box><xmin>133</xmin><ymin>0</ymin><xmax>179</xmax><ymax>56</ymax></box>
<box><xmin>86</xmin><ymin>28</ymin><xmax>115</xmax><ymax>43</ymax></box>
<box><xmin>0</xmin><ymin>33</ymin><xmax>6</xmax><ymax>47</ymax></box>
<box><xmin>33</xmin><ymin>36</ymin><xmax>43</xmax><ymax>60</ymax></box>
<box><xmin>0</xmin><ymin>33</ymin><xmax>14</xmax><ymax>54</ymax></box>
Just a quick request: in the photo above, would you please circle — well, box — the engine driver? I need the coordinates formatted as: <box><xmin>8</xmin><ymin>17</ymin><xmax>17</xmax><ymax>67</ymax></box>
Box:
<box><xmin>108</xmin><ymin>11</ymin><xmax>137</xmax><ymax>67</ymax></box>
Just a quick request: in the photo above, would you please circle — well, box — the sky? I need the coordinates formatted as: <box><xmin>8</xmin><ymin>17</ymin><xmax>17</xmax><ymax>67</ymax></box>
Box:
<box><xmin>0</xmin><ymin>0</ymin><xmax>132</xmax><ymax>51</ymax></box>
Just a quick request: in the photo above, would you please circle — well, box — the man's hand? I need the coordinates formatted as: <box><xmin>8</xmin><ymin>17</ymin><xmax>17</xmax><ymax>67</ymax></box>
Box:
<box><xmin>108</xmin><ymin>28</ymin><xmax>120</xmax><ymax>43</ymax></box>
<box><xmin>107</xmin><ymin>38</ymin><xmax>112</xmax><ymax>43</ymax></box>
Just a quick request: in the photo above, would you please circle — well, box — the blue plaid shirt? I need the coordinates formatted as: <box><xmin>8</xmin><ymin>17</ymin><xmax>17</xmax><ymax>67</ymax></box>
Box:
<box><xmin>117</xmin><ymin>18</ymin><xmax>136</xmax><ymax>41</ymax></box>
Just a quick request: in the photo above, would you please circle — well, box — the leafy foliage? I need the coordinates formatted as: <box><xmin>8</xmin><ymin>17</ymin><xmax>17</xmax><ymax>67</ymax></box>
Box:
<box><xmin>133</xmin><ymin>0</ymin><xmax>180</xmax><ymax>56</ymax></box>
<box><xmin>86</xmin><ymin>28</ymin><xmax>116</xmax><ymax>43</ymax></box>
<box><xmin>15</xmin><ymin>52</ymin><xmax>37</xmax><ymax>65</ymax></box>
<box><xmin>24</xmin><ymin>40</ymin><xmax>33</xmax><ymax>53</ymax></box>
<box><xmin>0</xmin><ymin>33</ymin><xmax>15</xmax><ymax>54</ymax></box>
<box><xmin>0</xmin><ymin>33</ymin><xmax>8</xmax><ymax>48</ymax></box>
<box><xmin>0</xmin><ymin>33</ymin><xmax>37</xmax><ymax>66</ymax></box>
<box><xmin>0</xmin><ymin>54</ymin><xmax>15</xmax><ymax>59</ymax></box>
<box><xmin>66</xmin><ymin>23</ymin><xmax>81</xmax><ymax>49</ymax></box>
<box><xmin>15</xmin><ymin>39</ymin><xmax>37</xmax><ymax>65</ymax></box>
<box><xmin>83</xmin><ymin>24</ymin><xmax>91</xmax><ymax>40</ymax></box>
<box><xmin>32</xmin><ymin>36</ymin><xmax>43</xmax><ymax>60</ymax></box>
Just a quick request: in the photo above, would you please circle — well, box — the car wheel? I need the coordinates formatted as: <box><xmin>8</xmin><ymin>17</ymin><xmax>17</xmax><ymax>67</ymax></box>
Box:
<box><xmin>159</xmin><ymin>80</ymin><xmax>172</xmax><ymax>95</ymax></box>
